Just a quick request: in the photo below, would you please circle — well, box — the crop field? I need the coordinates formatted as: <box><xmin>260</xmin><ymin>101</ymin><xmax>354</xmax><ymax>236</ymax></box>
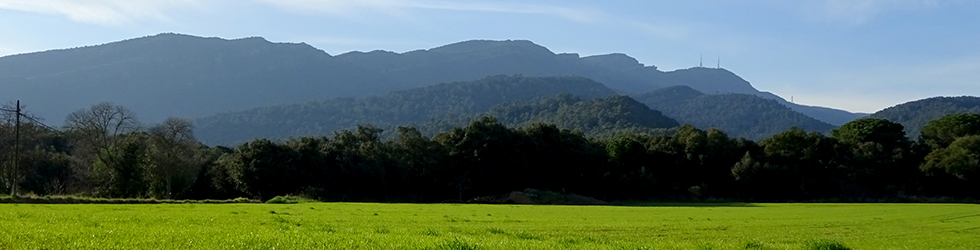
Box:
<box><xmin>0</xmin><ymin>202</ymin><xmax>977</xmax><ymax>249</ymax></box>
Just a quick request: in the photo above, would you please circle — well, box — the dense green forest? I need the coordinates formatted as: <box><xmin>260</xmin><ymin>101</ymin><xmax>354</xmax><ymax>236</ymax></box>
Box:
<box><xmin>635</xmin><ymin>86</ymin><xmax>836</xmax><ymax>140</ymax></box>
<box><xmin>195</xmin><ymin>75</ymin><xmax>619</xmax><ymax>145</ymax></box>
<box><xmin>2</xmin><ymin>100</ymin><xmax>977</xmax><ymax>202</ymax></box>
<box><xmin>482</xmin><ymin>94</ymin><xmax>679</xmax><ymax>136</ymax></box>
<box><xmin>870</xmin><ymin>96</ymin><xmax>980</xmax><ymax>137</ymax></box>
<box><xmin>403</xmin><ymin>94</ymin><xmax>679</xmax><ymax>138</ymax></box>
<box><xmin>0</xmin><ymin>33</ymin><xmax>862</xmax><ymax>125</ymax></box>
<box><xmin>197</xmin><ymin>76</ymin><xmax>850</xmax><ymax>145</ymax></box>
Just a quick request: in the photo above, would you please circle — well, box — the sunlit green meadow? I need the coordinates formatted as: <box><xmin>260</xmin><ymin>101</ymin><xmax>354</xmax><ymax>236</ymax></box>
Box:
<box><xmin>0</xmin><ymin>202</ymin><xmax>977</xmax><ymax>249</ymax></box>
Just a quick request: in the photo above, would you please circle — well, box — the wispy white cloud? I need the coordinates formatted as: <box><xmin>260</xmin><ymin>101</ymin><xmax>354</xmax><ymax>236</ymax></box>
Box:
<box><xmin>244</xmin><ymin>0</ymin><xmax>398</xmax><ymax>17</ymax></box>
<box><xmin>404</xmin><ymin>1</ymin><xmax>600</xmax><ymax>23</ymax></box>
<box><xmin>249</xmin><ymin>0</ymin><xmax>602</xmax><ymax>23</ymax></box>
<box><xmin>0</xmin><ymin>0</ymin><xmax>200</xmax><ymax>25</ymax></box>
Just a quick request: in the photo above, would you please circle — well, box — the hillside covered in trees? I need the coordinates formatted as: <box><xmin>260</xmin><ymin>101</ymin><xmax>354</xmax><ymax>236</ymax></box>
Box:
<box><xmin>635</xmin><ymin>86</ymin><xmax>836</xmax><ymax>140</ymax></box>
<box><xmin>198</xmin><ymin>76</ymin><xmax>853</xmax><ymax>145</ymax></box>
<box><xmin>0</xmin><ymin>33</ymin><xmax>862</xmax><ymax>126</ymax></box>
<box><xmin>870</xmin><ymin>96</ymin><xmax>980</xmax><ymax>138</ymax></box>
<box><xmin>427</xmin><ymin>94</ymin><xmax>679</xmax><ymax>137</ymax></box>
<box><xmin>195</xmin><ymin>75</ymin><xmax>620</xmax><ymax>145</ymax></box>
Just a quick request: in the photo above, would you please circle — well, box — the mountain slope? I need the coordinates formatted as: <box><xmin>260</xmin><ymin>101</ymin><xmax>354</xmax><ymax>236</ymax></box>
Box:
<box><xmin>195</xmin><ymin>75</ymin><xmax>618</xmax><ymax>145</ymax></box>
<box><xmin>485</xmin><ymin>94</ymin><xmax>679</xmax><ymax>135</ymax></box>
<box><xmin>635</xmin><ymin>86</ymin><xmax>836</xmax><ymax>140</ymax></box>
<box><xmin>869</xmin><ymin>96</ymin><xmax>980</xmax><ymax>138</ymax></box>
<box><xmin>0</xmin><ymin>33</ymin><xmax>859</xmax><ymax>125</ymax></box>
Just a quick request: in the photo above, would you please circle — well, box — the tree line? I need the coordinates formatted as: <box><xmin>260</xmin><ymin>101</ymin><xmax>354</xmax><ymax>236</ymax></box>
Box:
<box><xmin>1</xmin><ymin>102</ymin><xmax>977</xmax><ymax>201</ymax></box>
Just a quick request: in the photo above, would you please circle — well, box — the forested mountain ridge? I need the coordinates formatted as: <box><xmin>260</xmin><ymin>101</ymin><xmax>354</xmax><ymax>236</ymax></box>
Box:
<box><xmin>635</xmin><ymin>86</ymin><xmax>836</xmax><ymax>140</ymax></box>
<box><xmin>490</xmin><ymin>94</ymin><xmax>679</xmax><ymax>132</ymax></box>
<box><xmin>425</xmin><ymin>94</ymin><xmax>679</xmax><ymax>137</ymax></box>
<box><xmin>870</xmin><ymin>96</ymin><xmax>980</xmax><ymax>138</ymax></box>
<box><xmin>0</xmin><ymin>33</ymin><xmax>861</xmax><ymax>125</ymax></box>
<box><xmin>195</xmin><ymin>75</ymin><xmax>621</xmax><ymax>145</ymax></box>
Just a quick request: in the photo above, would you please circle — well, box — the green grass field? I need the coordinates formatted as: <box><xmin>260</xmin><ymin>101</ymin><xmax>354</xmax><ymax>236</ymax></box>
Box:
<box><xmin>0</xmin><ymin>202</ymin><xmax>977</xmax><ymax>249</ymax></box>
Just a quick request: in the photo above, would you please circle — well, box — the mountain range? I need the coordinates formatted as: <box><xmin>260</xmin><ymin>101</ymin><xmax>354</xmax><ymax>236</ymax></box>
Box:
<box><xmin>0</xmin><ymin>33</ymin><xmax>864</xmax><ymax>126</ymax></box>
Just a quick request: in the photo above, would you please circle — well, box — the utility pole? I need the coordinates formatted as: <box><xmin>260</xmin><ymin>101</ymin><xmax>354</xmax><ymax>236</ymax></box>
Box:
<box><xmin>1</xmin><ymin>101</ymin><xmax>61</xmax><ymax>196</ymax></box>
<box><xmin>12</xmin><ymin>100</ymin><xmax>20</xmax><ymax>196</ymax></box>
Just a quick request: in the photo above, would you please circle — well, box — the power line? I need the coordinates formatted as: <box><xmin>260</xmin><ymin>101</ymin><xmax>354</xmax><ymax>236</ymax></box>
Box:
<box><xmin>22</xmin><ymin>115</ymin><xmax>60</xmax><ymax>133</ymax></box>
<box><xmin>0</xmin><ymin>100</ymin><xmax>62</xmax><ymax>196</ymax></box>
<box><xmin>1</xmin><ymin>105</ymin><xmax>60</xmax><ymax>133</ymax></box>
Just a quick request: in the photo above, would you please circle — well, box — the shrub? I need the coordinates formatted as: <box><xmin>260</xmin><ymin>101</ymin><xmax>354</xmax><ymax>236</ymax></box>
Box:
<box><xmin>264</xmin><ymin>195</ymin><xmax>315</xmax><ymax>204</ymax></box>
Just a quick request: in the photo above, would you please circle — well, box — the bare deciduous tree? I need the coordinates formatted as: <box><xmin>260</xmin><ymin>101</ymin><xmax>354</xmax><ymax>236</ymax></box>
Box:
<box><xmin>148</xmin><ymin>117</ymin><xmax>202</xmax><ymax>199</ymax></box>
<box><xmin>63</xmin><ymin>102</ymin><xmax>140</xmax><ymax>189</ymax></box>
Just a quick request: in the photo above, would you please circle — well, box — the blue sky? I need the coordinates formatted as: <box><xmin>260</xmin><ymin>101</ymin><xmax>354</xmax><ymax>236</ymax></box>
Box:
<box><xmin>1</xmin><ymin>0</ymin><xmax>978</xmax><ymax>113</ymax></box>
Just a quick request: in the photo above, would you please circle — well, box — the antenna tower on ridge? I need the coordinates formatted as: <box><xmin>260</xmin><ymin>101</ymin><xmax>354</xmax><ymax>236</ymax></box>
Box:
<box><xmin>717</xmin><ymin>56</ymin><xmax>720</xmax><ymax>69</ymax></box>
<box><xmin>699</xmin><ymin>54</ymin><xmax>703</xmax><ymax>68</ymax></box>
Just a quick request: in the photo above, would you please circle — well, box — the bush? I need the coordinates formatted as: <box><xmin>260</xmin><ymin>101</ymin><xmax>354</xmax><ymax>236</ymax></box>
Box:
<box><xmin>264</xmin><ymin>195</ymin><xmax>315</xmax><ymax>204</ymax></box>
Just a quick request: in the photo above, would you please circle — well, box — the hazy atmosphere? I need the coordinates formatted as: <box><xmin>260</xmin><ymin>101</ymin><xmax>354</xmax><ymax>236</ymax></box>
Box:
<box><xmin>3</xmin><ymin>1</ymin><xmax>980</xmax><ymax>249</ymax></box>
<box><xmin>2</xmin><ymin>0</ymin><xmax>979</xmax><ymax>113</ymax></box>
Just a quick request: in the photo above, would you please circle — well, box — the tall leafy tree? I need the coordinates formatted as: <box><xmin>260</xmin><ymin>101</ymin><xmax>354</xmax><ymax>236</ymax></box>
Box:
<box><xmin>147</xmin><ymin>117</ymin><xmax>203</xmax><ymax>199</ymax></box>
<box><xmin>920</xmin><ymin>113</ymin><xmax>980</xmax><ymax>149</ymax></box>
<box><xmin>224</xmin><ymin>139</ymin><xmax>297</xmax><ymax>200</ymax></box>
<box><xmin>922</xmin><ymin>135</ymin><xmax>980</xmax><ymax>181</ymax></box>
<box><xmin>435</xmin><ymin>117</ymin><xmax>526</xmax><ymax>200</ymax></box>
<box><xmin>831</xmin><ymin>118</ymin><xmax>916</xmax><ymax>197</ymax></box>
<box><xmin>920</xmin><ymin>135</ymin><xmax>980</xmax><ymax>197</ymax></box>
<box><xmin>733</xmin><ymin>127</ymin><xmax>842</xmax><ymax>199</ymax></box>
<box><xmin>390</xmin><ymin>127</ymin><xmax>448</xmax><ymax>199</ymax></box>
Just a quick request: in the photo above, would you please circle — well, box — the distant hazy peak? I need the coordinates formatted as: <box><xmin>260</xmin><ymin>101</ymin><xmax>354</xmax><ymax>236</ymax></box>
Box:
<box><xmin>428</xmin><ymin>39</ymin><xmax>554</xmax><ymax>54</ymax></box>
<box><xmin>116</xmin><ymin>33</ymin><xmax>263</xmax><ymax>44</ymax></box>
<box><xmin>580</xmin><ymin>53</ymin><xmax>647</xmax><ymax>70</ymax></box>
<box><xmin>113</xmin><ymin>33</ymin><xmax>325</xmax><ymax>54</ymax></box>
